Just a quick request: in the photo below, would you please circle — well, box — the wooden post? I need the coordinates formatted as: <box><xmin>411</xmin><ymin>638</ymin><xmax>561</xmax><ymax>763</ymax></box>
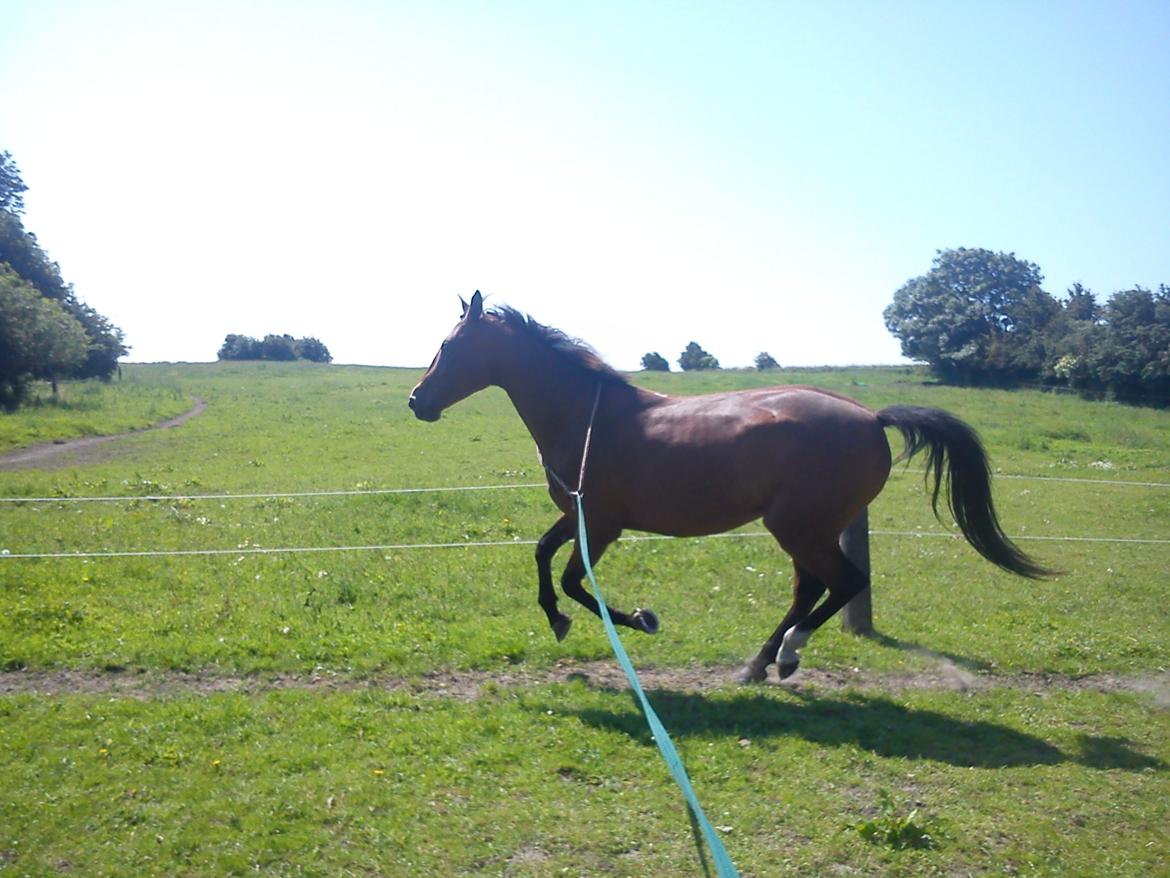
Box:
<box><xmin>840</xmin><ymin>508</ymin><xmax>873</xmax><ymax>635</ymax></box>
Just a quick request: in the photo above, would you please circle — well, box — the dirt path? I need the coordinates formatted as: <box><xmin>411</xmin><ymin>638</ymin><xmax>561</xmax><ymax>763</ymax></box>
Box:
<box><xmin>0</xmin><ymin>397</ymin><xmax>207</xmax><ymax>471</ymax></box>
<box><xmin>3</xmin><ymin>660</ymin><xmax>1167</xmax><ymax>703</ymax></box>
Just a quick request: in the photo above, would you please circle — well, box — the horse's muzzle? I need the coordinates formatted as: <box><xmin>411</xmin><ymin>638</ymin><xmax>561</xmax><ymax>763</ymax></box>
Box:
<box><xmin>408</xmin><ymin>393</ymin><xmax>441</xmax><ymax>422</ymax></box>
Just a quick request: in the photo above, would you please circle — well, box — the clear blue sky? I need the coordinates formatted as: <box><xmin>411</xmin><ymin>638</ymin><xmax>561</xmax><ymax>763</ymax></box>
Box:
<box><xmin>2</xmin><ymin>0</ymin><xmax>1167</xmax><ymax>369</ymax></box>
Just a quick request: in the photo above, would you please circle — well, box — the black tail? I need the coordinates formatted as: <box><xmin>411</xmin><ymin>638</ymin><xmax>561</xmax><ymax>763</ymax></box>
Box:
<box><xmin>877</xmin><ymin>405</ymin><xmax>1051</xmax><ymax>579</ymax></box>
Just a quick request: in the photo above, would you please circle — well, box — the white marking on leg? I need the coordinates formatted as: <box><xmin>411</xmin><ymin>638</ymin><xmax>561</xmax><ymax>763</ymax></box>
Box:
<box><xmin>777</xmin><ymin>626</ymin><xmax>811</xmax><ymax>666</ymax></box>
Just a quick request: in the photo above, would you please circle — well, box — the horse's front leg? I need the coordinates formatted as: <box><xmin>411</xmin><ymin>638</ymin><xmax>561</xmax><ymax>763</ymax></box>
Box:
<box><xmin>536</xmin><ymin>514</ymin><xmax>576</xmax><ymax>641</ymax></box>
<box><xmin>559</xmin><ymin>528</ymin><xmax>659</xmax><ymax>636</ymax></box>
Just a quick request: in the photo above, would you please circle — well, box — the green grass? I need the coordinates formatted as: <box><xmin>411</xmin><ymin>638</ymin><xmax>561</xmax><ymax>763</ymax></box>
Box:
<box><xmin>0</xmin><ymin>372</ymin><xmax>193</xmax><ymax>453</ymax></box>
<box><xmin>2</xmin><ymin>361</ymin><xmax>1169</xmax><ymax>876</ymax></box>
<box><xmin>1</xmin><ymin>683</ymin><xmax>1166</xmax><ymax>877</ymax></box>
<box><xmin>2</xmin><ymin>530</ymin><xmax>1169</xmax><ymax>677</ymax></box>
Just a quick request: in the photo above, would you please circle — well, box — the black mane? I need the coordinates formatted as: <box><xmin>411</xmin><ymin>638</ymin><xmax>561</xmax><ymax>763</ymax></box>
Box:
<box><xmin>489</xmin><ymin>306</ymin><xmax>630</xmax><ymax>386</ymax></box>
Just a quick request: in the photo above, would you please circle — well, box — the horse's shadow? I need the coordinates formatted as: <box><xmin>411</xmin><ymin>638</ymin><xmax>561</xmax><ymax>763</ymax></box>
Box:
<box><xmin>866</xmin><ymin>631</ymin><xmax>997</xmax><ymax>674</ymax></box>
<box><xmin>555</xmin><ymin>684</ymin><xmax>1165</xmax><ymax>772</ymax></box>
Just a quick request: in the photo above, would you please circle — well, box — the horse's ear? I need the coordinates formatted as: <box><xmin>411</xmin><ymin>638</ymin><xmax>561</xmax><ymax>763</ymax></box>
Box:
<box><xmin>464</xmin><ymin>290</ymin><xmax>483</xmax><ymax>321</ymax></box>
<box><xmin>459</xmin><ymin>295</ymin><xmax>469</xmax><ymax>317</ymax></box>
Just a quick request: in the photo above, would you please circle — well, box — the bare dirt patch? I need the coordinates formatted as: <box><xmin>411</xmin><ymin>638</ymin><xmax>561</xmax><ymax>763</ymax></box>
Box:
<box><xmin>0</xmin><ymin>397</ymin><xmax>207</xmax><ymax>471</ymax></box>
<box><xmin>1</xmin><ymin>660</ymin><xmax>1164</xmax><ymax>703</ymax></box>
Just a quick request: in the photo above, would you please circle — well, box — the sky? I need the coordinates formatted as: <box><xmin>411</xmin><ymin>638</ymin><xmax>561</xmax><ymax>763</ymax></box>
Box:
<box><xmin>1</xmin><ymin>1</ymin><xmax>1168</xmax><ymax>370</ymax></box>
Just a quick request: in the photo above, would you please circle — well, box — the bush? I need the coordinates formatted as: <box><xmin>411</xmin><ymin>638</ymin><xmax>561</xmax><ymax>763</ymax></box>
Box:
<box><xmin>0</xmin><ymin>264</ymin><xmax>88</xmax><ymax>409</ymax></box>
<box><xmin>754</xmin><ymin>351</ymin><xmax>779</xmax><ymax>370</ymax></box>
<box><xmin>218</xmin><ymin>334</ymin><xmax>333</xmax><ymax>364</ymax></box>
<box><xmin>678</xmin><ymin>341</ymin><xmax>719</xmax><ymax>371</ymax></box>
<box><xmin>296</xmin><ymin>337</ymin><xmax>333</xmax><ymax>364</ymax></box>
<box><xmin>640</xmin><ymin>351</ymin><xmax>669</xmax><ymax>371</ymax></box>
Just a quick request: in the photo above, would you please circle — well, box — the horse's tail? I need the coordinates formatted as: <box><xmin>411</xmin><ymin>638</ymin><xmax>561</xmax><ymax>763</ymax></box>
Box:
<box><xmin>877</xmin><ymin>405</ymin><xmax>1051</xmax><ymax>579</ymax></box>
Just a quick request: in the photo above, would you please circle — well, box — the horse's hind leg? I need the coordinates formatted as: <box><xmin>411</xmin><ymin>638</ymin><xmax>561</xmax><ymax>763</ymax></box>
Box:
<box><xmin>536</xmin><ymin>514</ymin><xmax>576</xmax><ymax>641</ymax></box>
<box><xmin>737</xmin><ymin>564</ymin><xmax>827</xmax><ymax>683</ymax></box>
<box><xmin>774</xmin><ymin>543</ymin><xmax>869</xmax><ymax>678</ymax></box>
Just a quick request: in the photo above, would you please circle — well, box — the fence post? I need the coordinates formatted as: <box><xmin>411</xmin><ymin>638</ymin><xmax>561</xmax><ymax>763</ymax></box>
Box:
<box><xmin>840</xmin><ymin>507</ymin><xmax>873</xmax><ymax>635</ymax></box>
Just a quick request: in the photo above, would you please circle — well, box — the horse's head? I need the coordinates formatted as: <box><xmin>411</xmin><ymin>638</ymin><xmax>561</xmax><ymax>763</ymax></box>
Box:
<box><xmin>409</xmin><ymin>291</ymin><xmax>495</xmax><ymax>422</ymax></box>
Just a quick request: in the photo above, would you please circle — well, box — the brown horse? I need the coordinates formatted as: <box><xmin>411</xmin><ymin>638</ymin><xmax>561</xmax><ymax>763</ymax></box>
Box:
<box><xmin>409</xmin><ymin>291</ymin><xmax>1049</xmax><ymax>682</ymax></box>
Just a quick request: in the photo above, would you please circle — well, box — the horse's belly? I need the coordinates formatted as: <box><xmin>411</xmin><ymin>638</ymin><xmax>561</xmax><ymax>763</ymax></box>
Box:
<box><xmin>619</xmin><ymin>457</ymin><xmax>774</xmax><ymax>536</ymax></box>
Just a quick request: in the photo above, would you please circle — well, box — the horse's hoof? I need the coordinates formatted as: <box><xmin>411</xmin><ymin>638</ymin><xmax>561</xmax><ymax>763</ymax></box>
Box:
<box><xmin>553</xmin><ymin>616</ymin><xmax>572</xmax><ymax>642</ymax></box>
<box><xmin>633</xmin><ymin>608</ymin><xmax>660</xmax><ymax>635</ymax></box>
<box><xmin>736</xmin><ymin>663</ymin><xmax>767</xmax><ymax>684</ymax></box>
<box><xmin>778</xmin><ymin>660</ymin><xmax>800</xmax><ymax>680</ymax></box>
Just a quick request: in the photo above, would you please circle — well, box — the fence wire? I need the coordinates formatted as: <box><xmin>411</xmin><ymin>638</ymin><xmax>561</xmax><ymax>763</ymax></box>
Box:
<box><xmin>3</xmin><ymin>471</ymin><xmax>1165</xmax><ymax>559</ymax></box>
<box><xmin>1</xmin><ymin>528</ymin><xmax>1167</xmax><ymax>561</ymax></box>
<box><xmin>0</xmin><ymin>470</ymin><xmax>1166</xmax><ymax>506</ymax></box>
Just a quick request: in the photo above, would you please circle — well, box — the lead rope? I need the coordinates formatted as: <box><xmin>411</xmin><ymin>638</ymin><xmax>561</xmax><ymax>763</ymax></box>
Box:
<box><xmin>566</xmin><ymin>384</ymin><xmax>740</xmax><ymax>878</ymax></box>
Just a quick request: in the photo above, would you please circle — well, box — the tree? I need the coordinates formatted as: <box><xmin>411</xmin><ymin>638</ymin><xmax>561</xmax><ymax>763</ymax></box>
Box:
<box><xmin>218</xmin><ymin>334</ymin><xmax>260</xmax><ymax>361</ymax></box>
<box><xmin>68</xmin><ymin>299</ymin><xmax>129</xmax><ymax>379</ymax></box>
<box><xmin>295</xmin><ymin>337</ymin><xmax>333</xmax><ymax>364</ymax></box>
<box><xmin>1062</xmin><ymin>282</ymin><xmax>1099</xmax><ymax>322</ymax></box>
<box><xmin>678</xmin><ymin>341</ymin><xmax>719</xmax><ymax>371</ymax></box>
<box><xmin>260</xmin><ymin>334</ymin><xmax>299</xmax><ymax>361</ymax></box>
<box><xmin>982</xmin><ymin>285</ymin><xmax>1061</xmax><ymax>379</ymax></box>
<box><xmin>1085</xmin><ymin>286</ymin><xmax>1170</xmax><ymax>398</ymax></box>
<box><xmin>640</xmin><ymin>351</ymin><xmax>669</xmax><ymax>371</ymax></box>
<box><xmin>0</xmin><ymin>151</ymin><xmax>127</xmax><ymax>390</ymax></box>
<box><xmin>884</xmin><ymin>248</ymin><xmax>1056</xmax><ymax>384</ymax></box>
<box><xmin>218</xmin><ymin>333</ymin><xmax>332</xmax><ymax>363</ymax></box>
<box><xmin>754</xmin><ymin>351</ymin><xmax>779</xmax><ymax>370</ymax></box>
<box><xmin>0</xmin><ymin>152</ymin><xmax>27</xmax><ymax>215</ymax></box>
<box><xmin>884</xmin><ymin>246</ymin><xmax>1169</xmax><ymax>400</ymax></box>
<box><xmin>0</xmin><ymin>212</ymin><xmax>71</xmax><ymax>302</ymax></box>
<box><xmin>1041</xmin><ymin>284</ymin><xmax>1102</xmax><ymax>388</ymax></box>
<box><xmin>0</xmin><ymin>216</ymin><xmax>129</xmax><ymax>376</ymax></box>
<box><xmin>0</xmin><ymin>264</ymin><xmax>88</xmax><ymax>408</ymax></box>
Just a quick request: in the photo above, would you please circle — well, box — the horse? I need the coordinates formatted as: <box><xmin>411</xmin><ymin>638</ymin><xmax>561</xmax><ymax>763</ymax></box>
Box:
<box><xmin>408</xmin><ymin>291</ymin><xmax>1050</xmax><ymax>682</ymax></box>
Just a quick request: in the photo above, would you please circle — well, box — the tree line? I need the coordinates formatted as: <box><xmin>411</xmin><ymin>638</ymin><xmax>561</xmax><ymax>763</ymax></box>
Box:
<box><xmin>0</xmin><ymin>151</ymin><xmax>128</xmax><ymax>410</ymax></box>
<box><xmin>218</xmin><ymin>333</ymin><xmax>332</xmax><ymax>363</ymax></box>
<box><xmin>641</xmin><ymin>249</ymin><xmax>1166</xmax><ymax>404</ymax></box>
<box><xmin>641</xmin><ymin>343</ymin><xmax>780</xmax><ymax>372</ymax></box>
<box><xmin>885</xmin><ymin>248</ymin><xmax>1169</xmax><ymax>401</ymax></box>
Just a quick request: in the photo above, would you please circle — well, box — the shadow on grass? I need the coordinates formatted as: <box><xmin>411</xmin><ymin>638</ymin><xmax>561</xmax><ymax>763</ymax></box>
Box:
<box><xmin>560</xmin><ymin>686</ymin><xmax>1166</xmax><ymax>772</ymax></box>
<box><xmin>866</xmin><ymin>631</ymin><xmax>996</xmax><ymax>674</ymax></box>
<box><xmin>1074</xmin><ymin>734</ymin><xmax>1166</xmax><ymax>771</ymax></box>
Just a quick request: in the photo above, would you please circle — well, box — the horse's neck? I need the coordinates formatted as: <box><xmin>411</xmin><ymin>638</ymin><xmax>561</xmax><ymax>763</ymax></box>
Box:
<box><xmin>496</xmin><ymin>352</ymin><xmax>600</xmax><ymax>469</ymax></box>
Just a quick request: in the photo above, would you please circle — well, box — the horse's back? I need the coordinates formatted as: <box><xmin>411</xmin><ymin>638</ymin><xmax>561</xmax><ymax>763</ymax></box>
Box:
<box><xmin>638</xmin><ymin>385</ymin><xmax>885</xmax><ymax>451</ymax></box>
<box><xmin>607</xmin><ymin>386</ymin><xmax>891</xmax><ymax>537</ymax></box>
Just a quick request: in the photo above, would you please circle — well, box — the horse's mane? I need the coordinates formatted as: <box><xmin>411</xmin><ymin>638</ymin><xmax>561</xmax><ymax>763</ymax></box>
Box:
<box><xmin>489</xmin><ymin>306</ymin><xmax>630</xmax><ymax>386</ymax></box>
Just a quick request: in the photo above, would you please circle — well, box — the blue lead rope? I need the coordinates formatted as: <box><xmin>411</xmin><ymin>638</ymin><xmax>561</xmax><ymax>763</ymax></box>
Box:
<box><xmin>574</xmin><ymin>493</ymin><xmax>740</xmax><ymax>878</ymax></box>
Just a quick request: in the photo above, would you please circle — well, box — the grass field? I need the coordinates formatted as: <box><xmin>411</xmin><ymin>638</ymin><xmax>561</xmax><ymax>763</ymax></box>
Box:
<box><xmin>1</xmin><ymin>362</ymin><xmax>1168</xmax><ymax>877</ymax></box>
